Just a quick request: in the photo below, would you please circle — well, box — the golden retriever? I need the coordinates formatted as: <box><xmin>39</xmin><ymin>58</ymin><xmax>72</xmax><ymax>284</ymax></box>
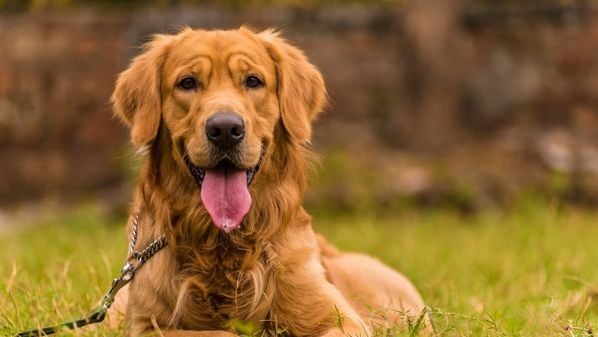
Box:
<box><xmin>109</xmin><ymin>27</ymin><xmax>430</xmax><ymax>337</ymax></box>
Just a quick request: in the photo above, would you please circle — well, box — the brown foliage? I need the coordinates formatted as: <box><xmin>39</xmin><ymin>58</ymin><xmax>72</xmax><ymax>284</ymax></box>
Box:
<box><xmin>2</xmin><ymin>3</ymin><xmax>598</xmax><ymax>209</ymax></box>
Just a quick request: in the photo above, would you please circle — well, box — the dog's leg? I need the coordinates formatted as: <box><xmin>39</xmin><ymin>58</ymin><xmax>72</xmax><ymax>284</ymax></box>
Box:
<box><xmin>271</xmin><ymin>255</ymin><xmax>370</xmax><ymax>337</ymax></box>
<box><xmin>107</xmin><ymin>283</ymin><xmax>129</xmax><ymax>329</ymax></box>
<box><xmin>321</xmin><ymin>252</ymin><xmax>433</xmax><ymax>335</ymax></box>
<box><xmin>276</xmin><ymin>280</ymin><xmax>369</xmax><ymax>337</ymax></box>
<box><xmin>266</xmin><ymin>227</ymin><xmax>371</xmax><ymax>337</ymax></box>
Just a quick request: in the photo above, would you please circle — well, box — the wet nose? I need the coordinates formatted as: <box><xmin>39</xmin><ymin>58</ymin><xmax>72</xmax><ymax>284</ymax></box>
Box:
<box><xmin>205</xmin><ymin>112</ymin><xmax>245</xmax><ymax>148</ymax></box>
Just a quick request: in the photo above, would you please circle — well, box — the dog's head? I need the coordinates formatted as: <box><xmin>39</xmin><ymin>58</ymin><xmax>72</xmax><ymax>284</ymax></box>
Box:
<box><xmin>112</xmin><ymin>28</ymin><xmax>326</xmax><ymax>232</ymax></box>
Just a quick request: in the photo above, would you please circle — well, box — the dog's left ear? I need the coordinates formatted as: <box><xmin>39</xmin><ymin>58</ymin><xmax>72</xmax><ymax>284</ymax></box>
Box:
<box><xmin>112</xmin><ymin>34</ymin><xmax>172</xmax><ymax>148</ymax></box>
<box><xmin>257</xmin><ymin>29</ymin><xmax>327</xmax><ymax>143</ymax></box>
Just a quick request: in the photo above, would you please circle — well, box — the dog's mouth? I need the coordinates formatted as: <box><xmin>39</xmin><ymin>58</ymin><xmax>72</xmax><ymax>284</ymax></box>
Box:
<box><xmin>183</xmin><ymin>155</ymin><xmax>260</xmax><ymax>186</ymax></box>
<box><xmin>183</xmin><ymin>153</ymin><xmax>261</xmax><ymax>232</ymax></box>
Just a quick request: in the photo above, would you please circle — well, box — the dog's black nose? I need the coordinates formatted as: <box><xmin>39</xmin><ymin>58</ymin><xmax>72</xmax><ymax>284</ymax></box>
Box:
<box><xmin>205</xmin><ymin>112</ymin><xmax>245</xmax><ymax>147</ymax></box>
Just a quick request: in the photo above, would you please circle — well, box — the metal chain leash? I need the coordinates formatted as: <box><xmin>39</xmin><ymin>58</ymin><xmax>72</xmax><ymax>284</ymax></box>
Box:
<box><xmin>16</xmin><ymin>207</ymin><xmax>167</xmax><ymax>337</ymax></box>
<box><xmin>129</xmin><ymin>210</ymin><xmax>140</xmax><ymax>255</ymax></box>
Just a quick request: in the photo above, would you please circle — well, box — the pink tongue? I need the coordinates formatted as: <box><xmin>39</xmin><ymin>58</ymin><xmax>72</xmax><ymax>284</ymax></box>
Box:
<box><xmin>200</xmin><ymin>166</ymin><xmax>251</xmax><ymax>232</ymax></box>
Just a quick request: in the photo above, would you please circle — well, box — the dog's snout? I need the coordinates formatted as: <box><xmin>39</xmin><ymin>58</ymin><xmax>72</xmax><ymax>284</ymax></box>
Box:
<box><xmin>206</xmin><ymin>112</ymin><xmax>245</xmax><ymax>148</ymax></box>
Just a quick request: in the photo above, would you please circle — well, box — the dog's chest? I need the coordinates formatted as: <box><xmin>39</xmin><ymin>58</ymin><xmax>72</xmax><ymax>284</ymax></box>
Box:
<box><xmin>177</xmin><ymin>247</ymin><xmax>275</xmax><ymax>330</ymax></box>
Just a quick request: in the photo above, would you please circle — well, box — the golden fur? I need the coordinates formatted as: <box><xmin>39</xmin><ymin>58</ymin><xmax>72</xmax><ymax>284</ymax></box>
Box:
<box><xmin>109</xmin><ymin>27</ymin><xmax>430</xmax><ymax>337</ymax></box>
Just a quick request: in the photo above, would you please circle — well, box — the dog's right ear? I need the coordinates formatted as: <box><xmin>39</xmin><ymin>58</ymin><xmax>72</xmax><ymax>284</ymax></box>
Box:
<box><xmin>112</xmin><ymin>35</ymin><xmax>172</xmax><ymax>148</ymax></box>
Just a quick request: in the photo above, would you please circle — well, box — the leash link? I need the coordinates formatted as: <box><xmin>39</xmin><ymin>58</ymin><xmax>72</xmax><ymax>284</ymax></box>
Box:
<box><xmin>15</xmin><ymin>207</ymin><xmax>168</xmax><ymax>337</ymax></box>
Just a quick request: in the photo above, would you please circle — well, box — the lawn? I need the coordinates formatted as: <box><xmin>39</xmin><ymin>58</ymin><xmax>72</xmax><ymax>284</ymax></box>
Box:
<box><xmin>1</xmin><ymin>200</ymin><xmax>596</xmax><ymax>336</ymax></box>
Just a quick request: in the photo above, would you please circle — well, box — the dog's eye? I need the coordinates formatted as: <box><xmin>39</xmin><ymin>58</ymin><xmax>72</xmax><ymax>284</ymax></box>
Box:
<box><xmin>177</xmin><ymin>77</ymin><xmax>198</xmax><ymax>90</ymax></box>
<box><xmin>245</xmin><ymin>75</ymin><xmax>263</xmax><ymax>89</ymax></box>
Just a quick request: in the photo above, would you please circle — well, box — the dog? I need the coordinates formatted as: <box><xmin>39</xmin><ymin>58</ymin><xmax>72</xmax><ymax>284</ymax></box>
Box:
<box><xmin>109</xmin><ymin>27</ymin><xmax>430</xmax><ymax>337</ymax></box>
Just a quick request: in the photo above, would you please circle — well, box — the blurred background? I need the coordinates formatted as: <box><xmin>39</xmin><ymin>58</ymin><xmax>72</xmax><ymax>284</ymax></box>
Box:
<box><xmin>2</xmin><ymin>0</ymin><xmax>598</xmax><ymax>221</ymax></box>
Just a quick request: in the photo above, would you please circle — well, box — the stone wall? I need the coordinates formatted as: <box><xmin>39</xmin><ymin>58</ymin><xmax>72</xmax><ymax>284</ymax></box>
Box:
<box><xmin>1</xmin><ymin>3</ymin><xmax>598</xmax><ymax>209</ymax></box>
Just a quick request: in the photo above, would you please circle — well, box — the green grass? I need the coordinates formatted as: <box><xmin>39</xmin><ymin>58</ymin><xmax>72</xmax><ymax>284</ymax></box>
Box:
<box><xmin>1</xmin><ymin>200</ymin><xmax>597</xmax><ymax>336</ymax></box>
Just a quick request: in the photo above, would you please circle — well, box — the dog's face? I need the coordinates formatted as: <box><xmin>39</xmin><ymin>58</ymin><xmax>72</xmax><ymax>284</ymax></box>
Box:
<box><xmin>112</xmin><ymin>28</ymin><xmax>326</xmax><ymax>232</ymax></box>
